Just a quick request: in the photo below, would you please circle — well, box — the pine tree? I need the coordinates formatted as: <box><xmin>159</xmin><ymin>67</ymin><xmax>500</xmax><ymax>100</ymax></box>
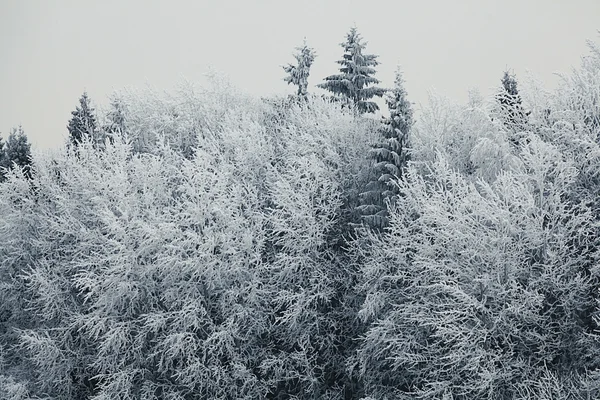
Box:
<box><xmin>0</xmin><ymin>135</ymin><xmax>6</xmax><ymax>181</ymax></box>
<box><xmin>496</xmin><ymin>70</ymin><xmax>529</xmax><ymax>144</ymax></box>
<box><xmin>2</xmin><ymin>125</ymin><xmax>32</xmax><ymax>180</ymax></box>
<box><xmin>317</xmin><ymin>27</ymin><xmax>386</xmax><ymax>113</ymax></box>
<box><xmin>358</xmin><ymin>67</ymin><xmax>414</xmax><ymax>229</ymax></box>
<box><xmin>102</xmin><ymin>95</ymin><xmax>127</xmax><ymax>144</ymax></box>
<box><xmin>283</xmin><ymin>39</ymin><xmax>317</xmax><ymax>98</ymax></box>
<box><xmin>67</xmin><ymin>91</ymin><xmax>100</xmax><ymax>147</ymax></box>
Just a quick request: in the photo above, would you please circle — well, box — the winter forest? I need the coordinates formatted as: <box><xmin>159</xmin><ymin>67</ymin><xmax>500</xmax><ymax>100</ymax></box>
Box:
<box><xmin>2</xmin><ymin>26</ymin><xmax>600</xmax><ymax>399</ymax></box>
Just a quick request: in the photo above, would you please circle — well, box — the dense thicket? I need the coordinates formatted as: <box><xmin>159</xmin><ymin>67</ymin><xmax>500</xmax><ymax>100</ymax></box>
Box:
<box><xmin>0</xmin><ymin>83</ymin><xmax>375</xmax><ymax>399</ymax></box>
<box><xmin>1</xmin><ymin>38</ymin><xmax>600</xmax><ymax>400</ymax></box>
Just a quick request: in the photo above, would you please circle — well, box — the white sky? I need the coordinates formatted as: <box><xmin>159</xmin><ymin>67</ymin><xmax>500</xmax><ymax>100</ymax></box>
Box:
<box><xmin>1</xmin><ymin>0</ymin><xmax>599</xmax><ymax>149</ymax></box>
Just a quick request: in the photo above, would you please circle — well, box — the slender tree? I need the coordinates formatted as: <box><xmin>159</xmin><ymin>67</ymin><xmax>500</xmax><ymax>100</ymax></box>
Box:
<box><xmin>67</xmin><ymin>91</ymin><xmax>100</xmax><ymax>147</ymax></box>
<box><xmin>0</xmin><ymin>135</ymin><xmax>6</xmax><ymax>181</ymax></box>
<box><xmin>496</xmin><ymin>70</ymin><xmax>529</xmax><ymax>144</ymax></box>
<box><xmin>2</xmin><ymin>125</ymin><xmax>32</xmax><ymax>180</ymax></box>
<box><xmin>102</xmin><ymin>95</ymin><xmax>128</xmax><ymax>145</ymax></box>
<box><xmin>318</xmin><ymin>27</ymin><xmax>386</xmax><ymax>113</ymax></box>
<box><xmin>283</xmin><ymin>39</ymin><xmax>317</xmax><ymax>98</ymax></box>
<box><xmin>358</xmin><ymin>67</ymin><xmax>414</xmax><ymax>229</ymax></box>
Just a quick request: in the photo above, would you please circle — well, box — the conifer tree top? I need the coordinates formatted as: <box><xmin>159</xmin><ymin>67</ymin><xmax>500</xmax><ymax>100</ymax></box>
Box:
<box><xmin>500</xmin><ymin>70</ymin><xmax>521</xmax><ymax>101</ymax></box>
<box><xmin>283</xmin><ymin>39</ymin><xmax>317</xmax><ymax>98</ymax></box>
<box><xmin>67</xmin><ymin>91</ymin><xmax>98</xmax><ymax>146</ymax></box>
<box><xmin>318</xmin><ymin>26</ymin><xmax>385</xmax><ymax>113</ymax></box>
<box><xmin>496</xmin><ymin>69</ymin><xmax>529</xmax><ymax>137</ymax></box>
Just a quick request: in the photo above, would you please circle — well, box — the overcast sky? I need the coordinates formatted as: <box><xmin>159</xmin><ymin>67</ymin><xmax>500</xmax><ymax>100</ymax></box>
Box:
<box><xmin>1</xmin><ymin>0</ymin><xmax>599</xmax><ymax>149</ymax></box>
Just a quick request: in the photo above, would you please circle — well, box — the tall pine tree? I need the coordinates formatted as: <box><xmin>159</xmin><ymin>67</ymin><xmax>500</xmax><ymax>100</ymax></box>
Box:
<box><xmin>358</xmin><ymin>67</ymin><xmax>414</xmax><ymax>230</ymax></box>
<box><xmin>318</xmin><ymin>27</ymin><xmax>385</xmax><ymax>113</ymax></box>
<box><xmin>101</xmin><ymin>95</ymin><xmax>128</xmax><ymax>145</ymax></box>
<box><xmin>283</xmin><ymin>39</ymin><xmax>317</xmax><ymax>99</ymax></box>
<box><xmin>0</xmin><ymin>135</ymin><xmax>6</xmax><ymax>181</ymax></box>
<box><xmin>1</xmin><ymin>125</ymin><xmax>32</xmax><ymax>180</ymax></box>
<box><xmin>496</xmin><ymin>70</ymin><xmax>529</xmax><ymax>145</ymax></box>
<box><xmin>67</xmin><ymin>91</ymin><xmax>101</xmax><ymax>147</ymax></box>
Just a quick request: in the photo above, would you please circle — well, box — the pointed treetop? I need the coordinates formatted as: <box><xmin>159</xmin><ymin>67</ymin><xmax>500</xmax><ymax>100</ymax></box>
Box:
<box><xmin>384</xmin><ymin>66</ymin><xmax>414</xmax><ymax>138</ymax></box>
<box><xmin>67</xmin><ymin>91</ymin><xmax>99</xmax><ymax>147</ymax></box>
<box><xmin>500</xmin><ymin>70</ymin><xmax>520</xmax><ymax>98</ymax></box>
<box><xmin>318</xmin><ymin>26</ymin><xmax>385</xmax><ymax>113</ymax></box>
<box><xmin>496</xmin><ymin>69</ymin><xmax>529</xmax><ymax>138</ymax></box>
<box><xmin>283</xmin><ymin>39</ymin><xmax>317</xmax><ymax>98</ymax></box>
<box><xmin>1</xmin><ymin>124</ymin><xmax>32</xmax><ymax>180</ymax></box>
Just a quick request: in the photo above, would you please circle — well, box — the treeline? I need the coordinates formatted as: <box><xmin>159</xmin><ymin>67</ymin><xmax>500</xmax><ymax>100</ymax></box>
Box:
<box><xmin>1</xmin><ymin>28</ymin><xmax>600</xmax><ymax>399</ymax></box>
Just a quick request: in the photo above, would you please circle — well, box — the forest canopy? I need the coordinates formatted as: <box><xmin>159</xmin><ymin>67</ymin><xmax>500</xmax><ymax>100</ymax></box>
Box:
<box><xmin>1</xmin><ymin>36</ymin><xmax>600</xmax><ymax>400</ymax></box>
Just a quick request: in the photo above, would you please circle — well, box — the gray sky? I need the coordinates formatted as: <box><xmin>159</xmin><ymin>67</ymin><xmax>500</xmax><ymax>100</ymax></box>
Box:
<box><xmin>1</xmin><ymin>0</ymin><xmax>599</xmax><ymax>149</ymax></box>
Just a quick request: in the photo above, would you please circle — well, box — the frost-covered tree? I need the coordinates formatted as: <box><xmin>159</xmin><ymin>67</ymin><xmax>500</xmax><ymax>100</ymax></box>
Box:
<box><xmin>409</xmin><ymin>90</ymin><xmax>517</xmax><ymax>184</ymax></box>
<box><xmin>358</xmin><ymin>67</ymin><xmax>414</xmax><ymax>229</ymax></box>
<box><xmin>101</xmin><ymin>94</ymin><xmax>128</xmax><ymax>144</ymax></box>
<box><xmin>0</xmin><ymin>136</ymin><xmax>5</xmax><ymax>181</ymax></box>
<box><xmin>1</xmin><ymin>125</ymin><xmax>32</xmax><ymax>180</ymax></box>
<box><xmin>317</xmin><ymin>27</ymin><xmax>386</xmax><ymax>113</ymax></box>
<box><xmin>283</xmin><ymin>39</ymin><xmax>316</xmax><ymax>98</ymax></box>
<box><xmin>495</xmin><ymin>70</ymin><xmax>530</xmax><ymax>145</ymax></box>
<box><xmin>67</xmin><ymin>91</ymin><xmax>102</xmax><ymax>148</ymax></box>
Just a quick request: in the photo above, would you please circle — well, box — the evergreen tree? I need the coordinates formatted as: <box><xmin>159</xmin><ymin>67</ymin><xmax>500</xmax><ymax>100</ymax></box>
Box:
<box><xmin>358</xmin><ymin>67</ymin><xmax>414</xmax><ymax>229</ymax></box>
<box><xmin>2</xmin><ymin>125</ymin><xmax>32</xmax><ymax>180</ymax></box>
<box><xmin>496</xmin><ymin>70</ymin><xmax>529</xmax><ymax>144</ymax></box>
<box><xmin>283</xmin><ymin>39</ymin><xmax>317</xmax><ymax>98</ymax></box>
<box><xmin>318</xmin><ymin>27</ymin><xmax>386</xmax><ymax>113</ymax></box>
<box><xmin>67</xmin><ymin>91</ymin><xmax>100</xmax><ymax>147</ymax></box>
<box><xmin>0</xmin><ymin>135</ymin><xmax>6</xmax><ymax>181</ymax></box>
<box><xmin>102</xmin><ymin>95</ymin><xmax>128</xmax><ymax>144</ymax></box>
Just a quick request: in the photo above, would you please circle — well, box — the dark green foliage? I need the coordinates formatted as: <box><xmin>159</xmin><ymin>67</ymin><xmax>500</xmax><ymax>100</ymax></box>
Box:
<box><xmin>0</xmin><ymin>125</ymin><xmax>32</xmax><ymax>181</ymax></box>
<box><xmin>67</xmin><ymin>91</ymin><xmax>100</xmax><ymax>147</ymax></box>
<box><xmin>318</xmin><ymin>27</ymin><xmax>386</xmax><ymax>113</ymax></box>
<box><xmin>496</xmin><ymin>70</ymin><xmax>530</xmax><ymax>144</ymax></box>
<box><xmin>101</xmin><ymin>95</ymin><xmax>128</xmax><ymax>147</ymax></box>
<box><xmin>358</xmin><ymin>68</ymin><xmax>413</xmax><ymax>230</ymax></box>
<box><xmin>104</xmin><ymin>96</ymin><xmax>127</xmax><ymax>136</ymax></box>
<box><xmin>0</xmin><ymin>136</ymin><xmax>5</xmax><ymax>179</ymax></box>
<box><xmin>283</xmin><ymin>39</ymin><xmax>317</xmax><ymax>98</ymax></box>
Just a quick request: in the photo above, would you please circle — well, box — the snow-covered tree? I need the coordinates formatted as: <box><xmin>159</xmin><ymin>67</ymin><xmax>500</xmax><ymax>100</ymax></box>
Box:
<box><xmin>283</xmin><ymin>39</ymin><xmax>317</xmax><ymax>98</ymax></box>
<box><xmin>358</xmin><ymin>67</ymin><xmax>414</xmax><ymax>229</ymax></box>
<box><xmin>495</xmin><ymin>70</ymin><xmax>530</xmax><ymax>146</ymax></box>
<box><xmin>101</xmin><ymin>94</ymin><xmax>128</xmax><ymax>145</ymax></box>
<box><xmin>0</xmin><ymin>136</ymin><xmax>5</xmax><ymax>181</ymax></box>
<box><xmin>1</xmin><ymin>125</ymin><xmax>32</xmax><ymax>180</ymax></box>
<box><xmin>67</xmin><ymin>91</ymin><xmax>102</xmax><ymax>148</ymax></box>
<box><xmin>318</xmin><ymin>27</ymin><xmax>386</xmax><ymax>114</ymax></box>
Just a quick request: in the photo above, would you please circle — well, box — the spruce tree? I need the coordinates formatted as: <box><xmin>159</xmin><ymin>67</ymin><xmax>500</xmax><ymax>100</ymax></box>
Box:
<box><xmin>283</xmin><ymin>39</ymin><xmax>317</xmax><ymax>98</ymax></box>
<box><xmin>496</xmin><ymin>70</ymin><xmax>529</xmax><ymax>144</ymax></box>
<box><xmin>2</xmin><ymin>125</ymin><xmax>32</xmax><ymax>180</ymax></box>
<box><xmin>67</xmin><ymin>91</ymin><xmax>100</xmax><ymax>147</ymax></box>
<box><xmin>358</xmin><ymin>67</ymin><xmax>414</xmax><ymax>230</ymax></box>
<box><xmin>318</xmin><ymin>27</ymin><xmax>386</xmax><ymax>113</ymax></box>
<box><xmin>0</xmin><ymin>135</ymin><xmax>6</xmax><ymax>181</ymax></box>
<box><xmin>102</xmin><ymin>95</ymin><xmax>128</xmax><ymax>145</ymax></box>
